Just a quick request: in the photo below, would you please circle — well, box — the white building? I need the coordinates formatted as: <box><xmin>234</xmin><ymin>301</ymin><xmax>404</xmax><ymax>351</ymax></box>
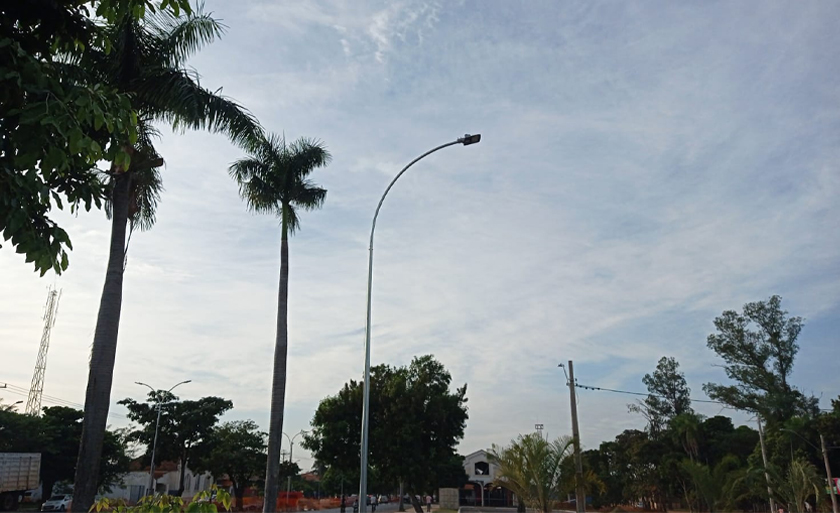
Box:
<box><xmin>103</xmin><ymin>461</ymin><xmax>213</xmax><ymax>505</ymax></box>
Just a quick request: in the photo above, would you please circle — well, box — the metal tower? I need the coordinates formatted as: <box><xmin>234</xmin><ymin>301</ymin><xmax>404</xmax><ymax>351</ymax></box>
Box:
<box><xmin>25</xmin><ymin>287</ymin><xmax>61</xmax><ymax>416</ymax></box>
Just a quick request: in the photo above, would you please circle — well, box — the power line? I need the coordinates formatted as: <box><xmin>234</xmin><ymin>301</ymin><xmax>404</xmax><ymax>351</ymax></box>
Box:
<box><xmin>1</xmin><ymin>382</ymin><xmax>128</xmax><ymax>420</ymax></box>
<box><xmin>573</xmin><ymin>382</ymin><xmax>728</xmax><ymax>405</ymax></box>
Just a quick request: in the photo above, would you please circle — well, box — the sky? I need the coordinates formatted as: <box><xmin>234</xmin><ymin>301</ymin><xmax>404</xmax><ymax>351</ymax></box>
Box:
<box><xmin>2</xmin><ymin>0</ymin><xmax>839</xmax><ymax>472</ymax></box>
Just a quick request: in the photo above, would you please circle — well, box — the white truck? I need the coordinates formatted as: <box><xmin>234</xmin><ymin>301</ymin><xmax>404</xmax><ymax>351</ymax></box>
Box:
<box><xmin>0</xmin><ymin>453</ymin><xmax>41</xmax><ymax>511</ymax></box>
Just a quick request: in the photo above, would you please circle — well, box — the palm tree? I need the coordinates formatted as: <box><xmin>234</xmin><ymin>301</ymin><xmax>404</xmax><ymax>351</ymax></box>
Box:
<box><xmin>71</xmin><ymin>7</ymin><xmax>262</xmax><ymax>510</ymax></box>
<box><xmin>229</xmin><ymin>133</ymin><xmax>330</xmax><ymax>512</ymax></box>
<box><xmin>489</xmin><ymin>433</ymin><xmax>575</xmax><ymax>513</ymax></box>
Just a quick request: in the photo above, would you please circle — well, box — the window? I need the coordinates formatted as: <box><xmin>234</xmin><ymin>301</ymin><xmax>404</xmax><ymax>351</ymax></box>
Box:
<box><xmin>185</xmin><ymin>474</ymin><xmax>192</xmax><ymax>491</ymax></box>
<box><xmin>474</xmin><ymin>461</ymin><xmax>490</xmax><ymax>476</ymax></box>
<box><xmin>195</xmin><ymin>475</ymin><xmax>201</xmax><ymax>491</ymax></box>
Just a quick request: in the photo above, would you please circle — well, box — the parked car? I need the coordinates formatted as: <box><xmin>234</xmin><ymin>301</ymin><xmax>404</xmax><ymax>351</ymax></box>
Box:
<box><xmin>41</xmin><ymin>495</ymin><xmax>72</xmax><ymax>512</ymax></box>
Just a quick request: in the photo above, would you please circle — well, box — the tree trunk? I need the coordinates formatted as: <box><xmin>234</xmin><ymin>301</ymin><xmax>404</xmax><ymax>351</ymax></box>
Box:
<box><xmin>72</xmin><ymin>172</ymin><xmax>132</xmax><ymax>511</ymax></box>
<box><xmin>235</xmin><ymin>483</ymin><xmax>244</xmax><ymax>512</ymax></box>
<box><xmin>398</xmin><ymin>482</ymin><xmax>405</xmax><ymax>512</ymax></box>
<box><xmin>263</xmin><ymin>218</ymin><xmax>290</xmax><ymax>513</ymax></box>
<box><xmin>409</xmin><ymin>493</ymin><xmax>423</xmax><ymax>513</ymax></box>
<box><xmin>177</xmin><ymin>451</ymin><xmax>188</xmax><ymax>497</ymax></box>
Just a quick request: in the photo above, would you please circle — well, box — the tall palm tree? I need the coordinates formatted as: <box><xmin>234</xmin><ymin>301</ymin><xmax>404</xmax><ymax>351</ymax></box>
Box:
<box><xmin>229</xmin><ymin>134</ymin><xmax>330</xmax><ymax>513</ymax></box>
<box><xmin>71</xmin><ymin>7</ymin><xmax>262</xmax><ymax>510</ymax></box>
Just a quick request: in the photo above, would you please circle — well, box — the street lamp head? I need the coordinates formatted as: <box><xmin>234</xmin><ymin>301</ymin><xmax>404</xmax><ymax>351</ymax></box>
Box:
<box><xmin>459</xmin><ymin>134</ymin><xmax>481</xmax><ymax>146</ymax></box>
<box><xmin>13</xmin><ymin>400</ymin><xmax>23</xmax><ymax>405</ymax></box>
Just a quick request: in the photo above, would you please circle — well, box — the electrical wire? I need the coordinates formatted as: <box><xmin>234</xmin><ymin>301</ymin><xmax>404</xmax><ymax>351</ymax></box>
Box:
<box><xmin>1</xmin><ymin>381</ymin><xmax>128</xmax><ymax>419</ymax></box>
<box><xmin>573</xmin><ymin>382</ymin><xmax>728</xmax><ymax>405</ymax></box>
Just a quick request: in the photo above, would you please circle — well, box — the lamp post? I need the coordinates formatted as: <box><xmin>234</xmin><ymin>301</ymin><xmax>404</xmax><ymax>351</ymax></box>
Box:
<box><xmin>282</xmin><ymin>430</ymin><xmax>308</xmax><ymax>511</ymax></box>
<box><xmin>358</xmin><ymin>134</ymin><xmax>482</xmax><ymax>513</ymax></box>
<box><xmin>780</xmin><ymin>428</ymin><xmax>838</xmax><ymax>513</ymax></box>
<box><xmin>136</xmin><ymin>380</ymin><xmax>191</xmax><ymax>496</ymax></box>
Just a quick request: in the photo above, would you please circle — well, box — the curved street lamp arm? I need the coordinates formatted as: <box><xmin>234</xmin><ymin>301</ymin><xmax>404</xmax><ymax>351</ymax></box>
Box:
<box><xmin>780</xmin><ymin>428</ymin><xmax>821</xmax><ymax>453</ymax></box>
<box><xmin>369</xmin><ymin>139</ymin><xmax>461</xmax><ymax>250</ymax></box>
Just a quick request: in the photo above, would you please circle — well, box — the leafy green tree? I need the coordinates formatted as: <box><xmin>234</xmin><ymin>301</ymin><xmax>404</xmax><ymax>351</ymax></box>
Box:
<box><xmin>228</xmin><ymin>134</ymin><xmax>330</xmax><ymax>510</ymax></box>
<box><xmin>73</xmin><ymin>6</ymin><xmax>262</xmax><ymax>508</ymax></box>
<box><xmin>0</xmin><ymin>405</ymin><xmax>129</xmax><ymax>496</ymax></box>
<box><xmin>119</xmin><ymin>392</ymin><xmax>233</xmax><ymax>496</ymax></box>
<box><xmin>193</xmin><ymin>420</ymin><xmax>267</xmax><ymax>511</ymax></box>
<box><xmin>703</xmin><ymin>296</ymin><xmax>818</xmax><ymax>425</ymax></box>
<box><xmin>488</xmin><ymin>434</ymin><xmax>574</xmax><ymax>513</ymax></box>
<box><xmin>681</xmin><ymin>455</ymin><xmax>743</xmax><ymax>513</ymax></box>
<box><xmin>1</xmin><ymin>0</ymin><xmax>195</xmax><ymax>275</ymax></box>
<box><xmin>629</xmin><ymin>357</ymin><xmax>693</xmax><ymax>436</ymax></box>
<box><xmin>303</xmin><ymin>355</ymin><xmax>468</xmax><ymax>513</ymax></box>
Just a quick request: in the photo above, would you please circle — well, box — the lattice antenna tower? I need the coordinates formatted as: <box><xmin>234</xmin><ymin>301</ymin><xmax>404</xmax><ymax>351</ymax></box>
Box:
<box><xmin>26</xmin><ymin>286</ymin><xmax>61</xmax><ymax>416</ymax></box>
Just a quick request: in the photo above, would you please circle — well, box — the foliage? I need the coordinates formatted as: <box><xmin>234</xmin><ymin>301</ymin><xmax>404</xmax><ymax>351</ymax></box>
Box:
<box><xmin>772</xmin><ymin>458</ymin><xmax>824</xmax><ymax>513</ymax></box>
<box><xmin>192</xmin><ymin>420</ymin><xmax>267</xmax><ymax>510</ymax></box>
<box><xmin>629</xmin><ymin>357</ymin><xmax>693</xmax><ymax>436</ymax></box>
<box><xmin>488</xmin><ymin>433</ymin><xmax>574</xmax><ymax>513</ymax></box>
<box><xmin>681</xmin><ymin>455</ymin><xmax>742</xmax><ymax>513</ymax></box>
<box><xmin>1</xmin><ymin>0</ymin><xmax>138</xmax><ymax>274</ymax></box>
<box><xmin>303</xmin><ymin>355</ymin><xmax>468</xmax><ymax>508</ymax></box>
<box><xmin>119</xmin><ymin>392</ymin><xmax>232</xmax><ymax>495</ymax></box>
<box><xmin>90</xmin><ymin>485</ymin><xmax>232</xmax><ymax>513</ymax></box>
<box><xmin>0</xmin><ymin>405</ymin><xmax>130</xmax><ymax>494</ymax></box>
<box><xmin>703</xmin><ymin>295</ymin><xmax>819</xmax><ymax>424</ymax></box>
<box><xmin>229</xmin><ymin>133</ymin><xmax>330</xmax><ymax>236</ymax></box>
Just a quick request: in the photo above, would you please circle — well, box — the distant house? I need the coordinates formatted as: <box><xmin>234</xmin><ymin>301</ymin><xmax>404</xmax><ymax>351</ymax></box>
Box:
<box><xmin>103</xmin><ymin>459</ymin><xmax>214</xmax><ymax>505</ymax></box>
<box><xmin>459</xmin><ymin>450</ymin><xmax>514</xmax><ymax>507</ymax></box>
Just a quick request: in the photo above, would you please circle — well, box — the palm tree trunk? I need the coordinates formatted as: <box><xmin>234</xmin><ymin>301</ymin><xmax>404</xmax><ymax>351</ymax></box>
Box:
<box><xmin>263</xmin><ymin>214</ymin><xmax>290</xmax><ymax>513</ymax></box>
<box><xmin>72</xmin><ymin>172</ymin><xmax>132</xmax><ymax>512</ymax></box>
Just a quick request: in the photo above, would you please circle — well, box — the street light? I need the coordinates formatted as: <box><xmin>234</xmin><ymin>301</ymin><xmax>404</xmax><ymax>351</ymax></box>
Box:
<box><xmin>135</xmin><ymin>380</ymin><xmax>191</xmax><ymax>496</ymax></box>
<box><xmin>780</xmin><ymin>428</ymin><xmax>838</xmax><ymax>513</ymax></box>
<box><xmin>358</xmin><ymin>134</ymin><xmax>482</xmax><ymax>513</ymax></box>
<box><xmin>282</xmin><ymin>430</ymin><xmax>308</xmax><ymax>509</ymax></box>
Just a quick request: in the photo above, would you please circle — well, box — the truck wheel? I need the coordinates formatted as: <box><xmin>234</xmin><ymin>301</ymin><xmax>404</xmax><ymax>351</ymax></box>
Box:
<box><xmin>0</xmin><ymin>492</ymin><xmax>19</xmax><ymax>511</ymax></box>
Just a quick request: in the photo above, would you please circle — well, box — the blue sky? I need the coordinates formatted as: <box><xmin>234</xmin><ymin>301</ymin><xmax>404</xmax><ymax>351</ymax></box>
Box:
<box><xmin>2</xmin><ymin>0</ymin><xmax>839</xmax><ymax>470</ymax></box>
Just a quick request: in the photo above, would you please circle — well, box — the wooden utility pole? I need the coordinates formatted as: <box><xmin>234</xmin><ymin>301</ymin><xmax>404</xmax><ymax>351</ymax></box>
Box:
<box><xmin>567</xmin><ymin>360</ymin><xmax>585</xmax><ymax>513</ymax></box>
<box><xmin>820</xmin><ymin>434</ymin><xmax>838</xmax><ymax>513</ymax></box>
<box><xmin>757</xmin><ymin>417</ymin><xmax>777</xmax><ymax>513</ymax></box>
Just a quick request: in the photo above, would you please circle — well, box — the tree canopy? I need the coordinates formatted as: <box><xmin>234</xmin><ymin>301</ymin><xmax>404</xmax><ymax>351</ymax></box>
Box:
<box><xmin>303</xmin><ymin>355</ymin><xmax>468</xmax><ymax>509</ymax></box>
<box><xmin>703</xmin><ymin>295</ymin><xmax>819</xmax><ymax>424</ymax></box>
<box><xmin>119</xmin><ymin>392</ymin><xmax>232</xmax><ymax>495</ymax></box>
<box><xmin>629</xmin><ymin>356</ymin><xmax>693</xmax><ymax>435</ymax></box>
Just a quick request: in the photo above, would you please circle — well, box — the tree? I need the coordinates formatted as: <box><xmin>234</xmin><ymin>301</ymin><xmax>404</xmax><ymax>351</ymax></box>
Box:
<box><xmin>193</xmin><ymin>420</ymin><xmax>267</xmax><ymax>511</ymax></box>
<box><xmin>488</xmin><ymin>434</ymin><xmax>574</xmax><ymax>513</ymax></box>
<box><xmin>1</xmin><ymin>0</ymin><xmax>195</xmax><ymax>275</ymax></box>
<box><xmin>72</xmin><ymin>6</ymin><xmax>262</xmax><ymax>508</ymax></box>
<box><xmin>303</xmin><ymin>355</ymin><xmax>468</xmax><ymax>513</ymax></box>
<box><xmin>681</xmin><ymin>456</ymin><xmax>743</xmax><ymax>513</ymax></box>
<box><xmin>119</xmin><ymin>392</ymin><xmax>233</xmax><ymax>496</ymax></box>
<box><xmin>228</xmin><ymin>133</ymin><xmax>330</xmax><ymax>512</ymax></box>
<box><xmin>0</xmin><ymin>406</ymin><xmax>129</xmax><ymax>496</ymax></box>
<box><xmin>629</xmin><ymin>357</ymin><xmax>693</xmax><ymax>436</ymax></box>
<box><xmin>773</xmin><ymin>458</ymin><xmax>824</xmax><ymax>513</ymax></box>
<box><xmin>703</xmin><ymin>296</ymin><xmax>818</xmax><ymax>425</ymax></box>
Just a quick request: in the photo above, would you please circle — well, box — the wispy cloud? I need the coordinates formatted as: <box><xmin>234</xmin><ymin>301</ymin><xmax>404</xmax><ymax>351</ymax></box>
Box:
<box><xmin>2</xmin><ymin>0</ymin><xmax>838</xmax><ymax>467</ymax></box>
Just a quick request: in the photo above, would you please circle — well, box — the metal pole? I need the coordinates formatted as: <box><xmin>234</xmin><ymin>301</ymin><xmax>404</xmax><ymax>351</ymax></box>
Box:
<box><xmin>148</xmin><ymin>400</ymin><xmax>163</xmax><ymax>496</ymax></box>
<box><xmin>821</xmin><ymin>434</ymin><xmax>838</xmax><ymax>513</ymax></box>
<box><xmin>136</xmin><ymin>380</ymin><xmax>190</xmax><ymax>496</ymax></box>
<box><xmin>567</xmin><ymin>361</ymin><xmax>585</xmax><ymax>513</ymax></box>
<box><xmin>358</xmin><ymin>135</ymin><xmax>481</xmax><ymax>513</ymax></box>
<box><xmin>757</xmin><ymin>417</ymin><xmax>777</xmax><ymax>513</ymax></box>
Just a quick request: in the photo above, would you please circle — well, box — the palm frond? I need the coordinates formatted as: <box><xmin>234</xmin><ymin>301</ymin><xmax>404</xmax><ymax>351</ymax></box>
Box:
<box><xmin>291</xmin><ymin>180</ymin><xmax>327</xmax><ymax>211</ymax></box>
<box><xmin>128</xmin><ymin>166</ymin><xmax>164</xmax><ymax>231</ymax></box>
<box><xmin>149</xmin><ymin>2</ymin><xmax>226</xmax><ymax>67</ymax></box>
<box><xmin>137</xmin><ymin>68</ymin><xmax>263</xmax><ymax>149</ymax></box>
<box><xmin>228</xmin><ymin>133</ymin><xmax>330</xmax><ymax>234</ymax></box>
<box><xmin>287</xmin><ymin>138</ymin><xmax>332</xmax><ymax>179</ymax></box>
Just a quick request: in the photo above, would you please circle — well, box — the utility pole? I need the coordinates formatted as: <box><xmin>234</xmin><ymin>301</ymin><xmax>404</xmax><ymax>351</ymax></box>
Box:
<box><xmin>820</xmin><ymin>434</ymin><xmax>838</xmax><ymax>513</ymax></box>
<box><xmin>757</xmin><ymin>417</ymin><xmax>777</xmax><ymax>513</ymax></box>
<box><xmin>567</xmin><ymin>361</ymin><xmax>585</xmax><ymax>513</ymax></box>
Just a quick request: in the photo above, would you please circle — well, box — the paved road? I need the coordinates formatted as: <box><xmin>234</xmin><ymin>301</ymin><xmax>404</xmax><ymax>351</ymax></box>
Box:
<box><xmin>315</xmin><ymin>502</ymin><xmax>404</xmax><ymax>513</ymax></box>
